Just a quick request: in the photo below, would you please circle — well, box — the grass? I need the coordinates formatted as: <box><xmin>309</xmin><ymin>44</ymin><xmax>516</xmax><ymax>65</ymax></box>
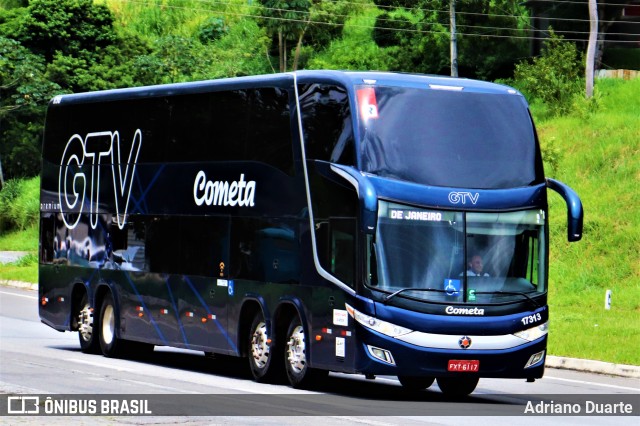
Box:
<box><xmin>541</xmin><ymin>77</ymin><xmax>640</xmax><ymax>365</ymax></box>
<box><xmin>0</xmin><ymin>225</ymin><xmax>38</xmax><ymax>284</ymax></box>
<box><xmin>1</xmin><ymin>78</ymin><xmax>638</xmax><ymax>366</ymax></box>
<box><xmin>0</xmin><ymin>224</ymin><xmax>38</xmax><ymax>251</ymax></box>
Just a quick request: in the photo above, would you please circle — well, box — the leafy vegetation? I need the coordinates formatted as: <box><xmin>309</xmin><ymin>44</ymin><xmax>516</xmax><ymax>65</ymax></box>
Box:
<box><xmin>0</xmin><ymin>176</ymin><xmax>39</xmax><ymax>232</ymax></box>
<box><xmin>510</xmin><ymin>31</ymin><xmax>584</xmax><ymax>117</ymax></box>
<box><xmin>371</xmin><ymin>0</ymin><xmax>530</xmax><ymax>80</ymax></box>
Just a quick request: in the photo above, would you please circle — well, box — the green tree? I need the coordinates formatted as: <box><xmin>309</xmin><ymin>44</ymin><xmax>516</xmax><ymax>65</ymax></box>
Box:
<box><xmin>14</xmin><ymin>0</ymin><xmax>116</xmax><ymax>62</ymax></box>
<box><xmin>199</xmin><ymin>20</ymin><xmax>272</xmax><ymax>79</ymax></box>
<box><xmin>258</xmin><ymin>0</ymin><xmax>364</xmax><ymax>71</ymax></box>
<box><xmin>10</xmin><ymin>0</ymin><xmax>149</xmax><ymax>93</ymax></box>
<box><xmin>0</xmin><ymin>0</ymin><xmax>151</xmax><ymax>179</ymax></box>
<box><xmin>372</xmin><ymin>0</ymin><xmax>529</xmax><ymax>80</ymax></box>
<box><xmin>197</xmin><ymin>16</ymin><xmax>228</xmax><ymax>44</ymax></box>
<box><xmin>0</xmin><ymin>36</ymin><xmax>64</xmax><ymax>180</ymax></box>
<box><xmin>259</xmin><ymin>0</ymin><xmax>312</xmax><ymax>72</ymax></box>
<box><xmin>512</xmin><ymin>31</ymin><xmax>584</xmax><ymax>116</ymax></box>
<box><xmin>158</xmin><ymin>36</ymin><xmax>210</xmax><ymax>83</ymax></box>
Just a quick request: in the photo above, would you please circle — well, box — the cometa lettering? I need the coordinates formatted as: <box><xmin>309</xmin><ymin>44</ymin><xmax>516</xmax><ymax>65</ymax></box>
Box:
<box><xmin>445</xmin><ymin>306</ymin><xmax>485</xmax><ymax>315</ymax></box>
<box><xmin>193</xmin><ymin>171</ymin><xmax>256</xmax><ymax>207</ymax></box>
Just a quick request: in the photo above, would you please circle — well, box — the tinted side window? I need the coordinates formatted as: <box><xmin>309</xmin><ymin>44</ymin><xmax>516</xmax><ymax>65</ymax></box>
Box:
<box><xmin>298</xmin><ymin>84</ymin><xmax>354</xmax><ymax>165</ymax></box>
<box><xmin>168</xmin><ymin>88</ymin><xmax>293</xmax><ymax>173</ymax></box>
<box><xmin>231</xmin><ymin>217</ymin><xmax>301</xmax><ymax>284</ymax></box>
<box><xmin>45</xmin><ymin>87</ymin><xmax>294</xmax><ymax>173</ymax></box>
<box><xmin>139</xmin><ymin>216</ymin><xmax>229</xmax><ymax>277</ymax></box>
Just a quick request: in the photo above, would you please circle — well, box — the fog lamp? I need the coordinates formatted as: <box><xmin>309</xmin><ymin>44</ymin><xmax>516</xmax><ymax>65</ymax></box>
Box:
<box><xmin>524</xmin><ymin>350</ymin><xmax>545</xmax><ymax>369</ymax></box>
<box><xmin>367</xmin><ymin>345</ymin><xmax>395</xmax><ymax>365</ymax></box>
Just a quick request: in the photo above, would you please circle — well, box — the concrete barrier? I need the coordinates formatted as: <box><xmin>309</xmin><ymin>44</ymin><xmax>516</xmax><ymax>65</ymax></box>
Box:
<box><xmin>596</xmin><ymin>69</ymin><xmax>639</xmax><ymax>79</ymax></box>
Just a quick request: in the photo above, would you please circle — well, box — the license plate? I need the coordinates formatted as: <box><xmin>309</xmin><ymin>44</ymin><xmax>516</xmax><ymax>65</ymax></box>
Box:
<box><xmin>447</xmin><ymin>360</ymin><xmax>479</xmax><ymax>372</ymax></box>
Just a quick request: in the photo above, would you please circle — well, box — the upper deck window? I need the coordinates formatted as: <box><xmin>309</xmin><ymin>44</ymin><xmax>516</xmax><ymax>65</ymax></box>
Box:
<box><xmin>298</xmin><ymin>83</ymin><xmax>355</xmax><ymax>166</ymax></box>
<box><xmin>43</xmin><ymin>87</ymin><xmax>294</xmax><ymax>174</ymax></box>
<box><xmin>358</xmin><ymin>85</ymin><xmax>543</xmax><ymax>189</ymax></box>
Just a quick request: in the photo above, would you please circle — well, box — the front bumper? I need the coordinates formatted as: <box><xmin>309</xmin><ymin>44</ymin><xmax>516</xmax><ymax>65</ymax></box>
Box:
<box><xmin>354</xmin><ymin>326</ymin><xmax>547</xmax><ymax>379</ymax></box>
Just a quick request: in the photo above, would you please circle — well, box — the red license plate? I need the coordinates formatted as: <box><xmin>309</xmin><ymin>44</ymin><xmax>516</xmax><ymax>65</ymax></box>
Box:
<box><xmin>447</xmin><ymin>360</ymin><xmax>479</xmax><ymax>372</ymax></box>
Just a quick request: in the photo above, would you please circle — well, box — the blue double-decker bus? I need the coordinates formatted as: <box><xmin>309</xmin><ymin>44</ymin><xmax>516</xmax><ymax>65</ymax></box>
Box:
<box><xmin>39</xmin><ymin>71</ymin><xmax>583</xmax><ymax>396</ymax></box>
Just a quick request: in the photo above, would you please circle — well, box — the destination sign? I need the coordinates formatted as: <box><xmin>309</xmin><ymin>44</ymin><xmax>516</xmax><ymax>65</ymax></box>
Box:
<box><xmin>388</xmin><ymin>209</ymin><xmax>443</xmax><ymax>222</ymax></box>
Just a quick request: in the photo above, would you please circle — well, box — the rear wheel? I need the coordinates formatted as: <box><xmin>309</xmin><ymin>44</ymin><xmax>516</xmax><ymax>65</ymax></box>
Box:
<box><xmin>436</xmin><ymin>377</ymin><xmax>479</xmax><ymax>397</ymax></box>
<box><xmin>77</xmin><ymin>293</ymin><xmax>100</xmax><ymax>354</ymax></box>
<box><xmin>99</xmin><ymin>293</ymin><xmax>127</xmax><ymax>357</ymax></box>
<box><xmin>248</xmin><ymin>312</ymin><xmax>280</xmax><ymax>382</ymax></box>
<box><xmin>285</xmin><ymin>316</ymin><xmax>327</xmax><ymax>388</ymax></box>
<box><xmin>398</xmin><ymin>376</ymin><xmax>435</xmax><ymax>391</ymax></box>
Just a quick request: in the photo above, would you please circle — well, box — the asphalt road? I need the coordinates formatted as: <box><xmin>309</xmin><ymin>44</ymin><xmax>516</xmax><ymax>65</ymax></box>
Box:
<box><xmin>0</xmin><ymin>286</ymin><xmax>638</xmax><ymax>425</ymax></box>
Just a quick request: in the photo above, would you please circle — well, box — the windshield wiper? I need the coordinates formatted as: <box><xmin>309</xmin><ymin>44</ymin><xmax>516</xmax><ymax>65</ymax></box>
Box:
<box><xmin>383</xmin><ymin>288</ymin><xmax>542</xmax><ymax>308</ymax></box>
<box><xmin>383</xmin><ymin>288</ymin><xmax>447</xmax><ymax>304</ymax></box>
<box><xmin>473</xmin><ymin>291</ymin><xmax>541</xmax><ymax>309</ymax></box>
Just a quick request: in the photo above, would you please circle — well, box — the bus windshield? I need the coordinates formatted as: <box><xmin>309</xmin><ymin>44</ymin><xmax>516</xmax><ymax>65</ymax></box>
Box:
<box><xmin>357</xmin><ymin>85</ymin><xmax>543</xmax><ymax>189</ymax></box>
<box><xmin>368</xmin><ymin>201</ymin><xmax>547</xmax><ymax>305</ymax></box>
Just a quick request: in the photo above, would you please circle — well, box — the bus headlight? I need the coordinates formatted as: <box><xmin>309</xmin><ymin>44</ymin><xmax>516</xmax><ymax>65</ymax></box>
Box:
<box><xmin>345</xmin><ymin>304</ymin><xmax>412</xmax><ymax>337</ymax></box>
<box><xmin>514</xmin><ymin>322</ymin><xmax>549</xmax><ymax>342</ymax></box>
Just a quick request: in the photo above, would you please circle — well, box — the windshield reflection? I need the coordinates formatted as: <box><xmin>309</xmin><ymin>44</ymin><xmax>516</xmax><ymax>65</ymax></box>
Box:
<box><xmin>368</xmin><ymin>201</ymin><xmax>546</xmax><ymax>305</ymax></box>
<box><xmin>357</xmin><ymin>85</ymin><xmax>542</xmax><ymax>189</ymax></box>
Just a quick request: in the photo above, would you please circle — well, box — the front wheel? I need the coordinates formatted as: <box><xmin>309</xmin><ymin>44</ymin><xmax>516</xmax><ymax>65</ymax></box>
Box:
<box><xmin>436</xmin><ymin>376</ymin><xmax>479</xmax><ymax>397</ymax></box>
<box><xmin>285</xmin><ymin>317</ymin><xmax>327</xmax><ymax>388</ymax></box>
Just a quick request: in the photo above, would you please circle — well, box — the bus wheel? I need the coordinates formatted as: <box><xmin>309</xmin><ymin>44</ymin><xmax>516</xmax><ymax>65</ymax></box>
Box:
<box><xmin>99</xmin><ymin>293</ymin><xmax>126</xmax><ymax>358</ymax></box>
<box><xmin>285</xmin><ymin>317</ymin><xmax>326</xmax><ymax>388</ymax></box>
<box><xmin>77</xmin><ymin>293</ymin><xmax>100</xmax><ymax>354</ymax></box>
<box><xmin>398</xmin><ymin>376</ymin><xmax>435</xmax><ymax>391</ymax></box>
<box><xmin>248</xmin><ymin>312</ymin><xmax>278</xmax><ymax>382</ymax></box>
<box><xmin>436</xmin><ymin>377</ymin><xmax>479</xmax><ymax>397</ymax></box>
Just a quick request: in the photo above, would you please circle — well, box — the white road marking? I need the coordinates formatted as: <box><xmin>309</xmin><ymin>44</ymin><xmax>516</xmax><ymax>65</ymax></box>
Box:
<box><xmin>0</xmin><ymin>290</ymin><xmax>37</xmax><ymax>300</ymax></box>
<box><xmin>66</xmin><ymin>357</ymin><xmax>138</xmax><ymax>373</ymax></box>
<box><xmin>544</xmin><ymin>375</ymin><xmax>640</xmax><ymax>392</ymax></box>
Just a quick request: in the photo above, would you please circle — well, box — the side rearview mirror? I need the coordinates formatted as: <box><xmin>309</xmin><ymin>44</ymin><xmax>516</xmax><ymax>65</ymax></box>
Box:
<box><xmin>547</xmin><ymin>178</ymin><xmax>584</xmax><ymax>242</ymax></box>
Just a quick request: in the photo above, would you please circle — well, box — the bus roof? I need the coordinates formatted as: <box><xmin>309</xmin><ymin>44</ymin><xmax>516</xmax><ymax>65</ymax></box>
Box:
<box><xmin>294</xmin><ymin>70</ymin><xmax>520</xmax><ymax>96</ymax></box>
<box><xmin>49</xmin><ymin>70</ymin><xmax>523</xmax><ymax>107</ymax></box>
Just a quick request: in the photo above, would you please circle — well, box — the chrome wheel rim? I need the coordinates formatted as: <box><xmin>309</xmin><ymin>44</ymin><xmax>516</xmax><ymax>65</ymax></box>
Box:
<box><xmin>250</xmin><ymin>321</ymin><xmax>270</xmax><ymax>369</ymax></box>
<box><xmin>286</xmin><ymin>325</ymin><xmax>306</xmax><ymax>374</ymax></box>
<box><xmin>78</xmin><ymin>303</ymin><xmax>93</xmax><ymax>342</ymax></box>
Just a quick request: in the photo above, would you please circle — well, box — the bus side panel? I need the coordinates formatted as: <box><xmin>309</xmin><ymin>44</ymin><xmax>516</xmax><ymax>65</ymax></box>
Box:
<box><xmin>301</xmin><ymin>160</ymin><xmax>361</xmax><ymax>373</ymax></box>
<box><xmin>113</xmin><ymin>272</ymin><xmax>234</xmax><ymax>352</ymax></box>
<box><xmin>307</xmin><ymin>287</ymin><xmax>360</xmax><ymax>373</ymax></box>
<box><xmin>38</xmin><ymin>264</ymin><xmax>75</xmax><ymax>331</ymax></box>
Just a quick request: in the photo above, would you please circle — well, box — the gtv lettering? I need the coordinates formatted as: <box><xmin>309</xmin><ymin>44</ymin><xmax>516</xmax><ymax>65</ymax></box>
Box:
<box><xmin>58</xmin><ymin>130</ymin><xmax>142</xmax><ymax>230</ymax></box>
<box><xmin>448</xmin><ymin>191</ymin><xmax>479</xmax><ymax>205</ymax></box>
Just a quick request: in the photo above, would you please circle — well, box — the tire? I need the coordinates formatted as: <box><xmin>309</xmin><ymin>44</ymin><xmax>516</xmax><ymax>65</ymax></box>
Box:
<box><xmin>398</xmin><ymin>376</ymin><xmax>435</xmax><ymax>391</ymax></box>
<box><xmin>436</xmin><ymin>376</ymin><xmax>479</xmax><ymax>397</ymax></box>
<box><xmin>284</xmin><ymin>316</ymin><xmax>327</xmax><ymax>388</ymax></box>
<box><xmin>99</xmin><ymin>293</ymin><xmax>127</xmax><ymax>358</ymax></box>
<box><xmin>77</xmin><ymin>293</ymin><xmax>100</xmax><ymax>354</ymax></box>
<box><xmin>248</xmin><ymin>312</ymin><xmax>281</xmax><ymax>382</ymax></box>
